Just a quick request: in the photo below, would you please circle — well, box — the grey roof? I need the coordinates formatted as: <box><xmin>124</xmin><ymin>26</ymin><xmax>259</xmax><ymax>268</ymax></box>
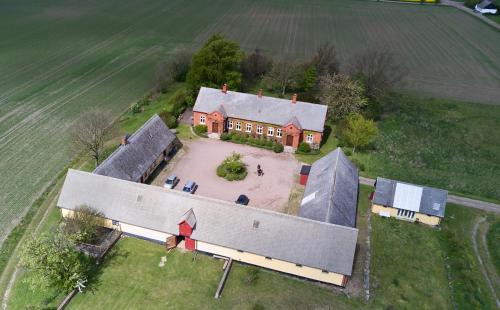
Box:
<box><xmin>193</xmin><ymin>87</ymin><xmax>327</xmax><ymax>132</ymax></box>
<box><xmin>179</xmin><ymin>209</ymin><xmax>197</xmax><ymax>227</ymax></box>
<box><xmin>372</xmin><ymin>177</ymin><xmax>447</xmax><ymax>217</ymax></box>
<box><xmin>299</xmin><ymin>148</ymin><xmax>359</xmax><ymax>228</ymax></box>
<box><xmin>58</xmin><ymin>170</ymin><xmax>358</xmax><ymax>276</ymax></box>
<box><xmin>93</xmin><ymin>115</ymin><xmax>177</xmax><ymax>182</ymax></box>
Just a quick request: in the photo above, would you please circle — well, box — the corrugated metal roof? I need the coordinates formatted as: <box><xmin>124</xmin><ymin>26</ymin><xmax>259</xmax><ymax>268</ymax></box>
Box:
<box><xmin>193</xmin><ymin>87</ymin><xmax>327</xmax><ymax>132</ymax></box>
<box><xmin>58</xmin><ymin>170</ymin><xmax>358</xmax><ymax>276</ymax></box>
<box><xmin>393</xmin><ymin>183</ymin><xmax>422</xmax><ymax>212</ymax></box>
<box><xmin>372</xmin><ymin>177</ymin><xmax>447</xmax><ymax>218</ymax></box>
<box><xmin>299</xmin><ymin>148</ymin><xmax>359</xmax><ymax>228</ymax></box>
<box><xmin>93</xmin><ymin>115</ymin><xmax>178</xmax><ymax>182</ymax></box>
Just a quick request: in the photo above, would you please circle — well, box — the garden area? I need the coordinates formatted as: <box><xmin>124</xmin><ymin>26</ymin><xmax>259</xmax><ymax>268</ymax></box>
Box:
<box><xmin>216</xmin><ymin>153</ymin><xmax>247</xmax><ymax>181</ymax></box>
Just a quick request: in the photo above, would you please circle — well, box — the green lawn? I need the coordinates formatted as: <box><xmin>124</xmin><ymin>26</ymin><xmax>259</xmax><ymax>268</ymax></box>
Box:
<box><xmin>487</xmin><ymin>220</ymin><xmax>500</xmax><ymax>275</ymax></box>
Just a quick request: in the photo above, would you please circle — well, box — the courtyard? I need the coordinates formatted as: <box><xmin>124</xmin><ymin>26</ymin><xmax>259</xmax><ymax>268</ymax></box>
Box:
<box><xmin>151</xmin><ymin>138</ymin><xmax>301</xmax><ymax>213</ymax></box>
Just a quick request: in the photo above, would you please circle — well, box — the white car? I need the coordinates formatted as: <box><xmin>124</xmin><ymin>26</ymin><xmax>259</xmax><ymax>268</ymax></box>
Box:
<box><xmin>164</xmin><ymin>175</ymin><xmax>179</xmax><ymax>189</ymax></box>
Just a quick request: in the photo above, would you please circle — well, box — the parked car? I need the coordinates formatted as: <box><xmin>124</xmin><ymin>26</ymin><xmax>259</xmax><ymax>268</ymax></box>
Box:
<box><xmin>182</xmin><ymin>181</ymin><xmax>197</xmax><ymax>194</ymax></box>
<box><xmin>235</xmin><ymin>194</ymin><xmax>249</xmax><ymax>206</ymax></box>
<box><xmin>164</xmin><ymin>175</ymin><xmax>179</xmax><ymax>189</ymax></box>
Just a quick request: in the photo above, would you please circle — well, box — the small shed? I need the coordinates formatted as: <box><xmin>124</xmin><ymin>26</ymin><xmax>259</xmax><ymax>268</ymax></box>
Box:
<box><xmin>178</xmin><ymin>209</ymin><xmax>197</xmax><ymax>251</ymax></box>
<box><xmin>475</xmin><ymin>0</ymin><xmax>497</xmax><ymax>14</ymax></box>
<box><xmin>299</xmin><ymin>165</ymin><xmax>311</xmax><ymax>185</ymax></box>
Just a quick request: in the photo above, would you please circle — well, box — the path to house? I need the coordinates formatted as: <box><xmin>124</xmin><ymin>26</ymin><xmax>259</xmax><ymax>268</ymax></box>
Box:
<box><xmin>471</xmin><ymin>217</ymin><xmax>500</xmax><ymax>308</ymax></box>
<box><xmin>359</xmin><ymin>177</ymin><xmax>500</xmax><ymax>213</ymax></box>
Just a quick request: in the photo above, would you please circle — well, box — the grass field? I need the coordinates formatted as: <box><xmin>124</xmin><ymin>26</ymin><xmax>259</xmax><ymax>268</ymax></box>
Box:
<box><xmin>1</xmin><ymin>0</ymin><xmax>500</xmax><ymax>246</ymax></box>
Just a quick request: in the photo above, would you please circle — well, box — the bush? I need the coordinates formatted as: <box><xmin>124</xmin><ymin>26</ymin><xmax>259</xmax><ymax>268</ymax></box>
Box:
<box><xmin>61</xmin><ymin>205</ymin><xmax>105</xmax><ymax>244</ymax></box>
<box><xmin>298</xmin><ymin>142</ymin><xmax>311</xmax><ymax>153</ymax></box>
<box><xmin>216</xmin><ymin>152</ymin><xmax>247</xmax><ymax>181</ymax></box>
<box><xmin>131</xmin><ymin>102</ymin><xmax>142</xmax><ymax>114</ymax></box>
<box><xmin>194</xmin><ymin>124</ymin><xmax>207</xmax><ymax>136</ymax></box>
<box><xmin>167</xmin><ymin>88</ymin><xmax>189</xmax><ymax>118</ymax></box>
<box><xmin>344</xmin><ymin>148</ymin><xmax>352</xmax><ymax>156</ymax></box>
<box><xmin>220</xmin><ymin>133</ymin><xmax>231</xmax><ymax>141</ymax></box>
<box><xmin>273</xmin><ymin>143</ymin><xmax>284</xmax><ymax>153</ymax></box>
<box><xmin>159</xmin><ymin>111</ymin><xmax>178</xmax><ymax>128</ymax></box>
<box><xmin>265</xmin><ymin>140</ymin><xmax>273</xmax><ymax>148</ymax></box>
<box><xmin>351</xmin><ymin>158</ymin><xmax>366</xmax><ymax>171</ymax></box>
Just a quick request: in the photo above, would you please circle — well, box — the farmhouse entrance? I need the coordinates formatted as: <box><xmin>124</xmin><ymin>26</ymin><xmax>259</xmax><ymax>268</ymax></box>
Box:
<box><xmin>212</xmin><ymin>122</ymin><xmax>219</xmax><ymax>133</ymax></box>
<box><xmin>286</xmin><ymin>135</ymin><xmax>293</xmax><ymax>146</ymax></box>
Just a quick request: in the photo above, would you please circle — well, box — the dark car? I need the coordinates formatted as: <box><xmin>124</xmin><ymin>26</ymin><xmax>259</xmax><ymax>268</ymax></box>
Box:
<box><xmin>182</xmin><ymin>181</ymin><xmax>197</xmax><ymax>194</ymax></box>
<box><xmin>235</xmin><ymin>194</ymin><xmax>249</xmax><ymax>205</ymax></box>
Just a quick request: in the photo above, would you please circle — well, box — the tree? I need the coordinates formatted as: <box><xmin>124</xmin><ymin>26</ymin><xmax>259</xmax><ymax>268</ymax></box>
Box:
<box><xmin>301</xmin><ymin>65</ymin><xmax>318</xmax><ymax>92</ymax></box>
<box><xmin>343</xmin><ymin>113</ymin><xmax>378</xmax><ymax>153</ymax></box>
<box><xmin>242</xmin><ymin>48</ymin><xmax>270</xmax><ymax>82</ymax></box>
<box><xmin>262</xmin><ymin>57</ymin><xmax>300</xmax><ymax>97</ymax></box>
<box><xmin>154</xmin><ymin>49</ymin><xmax>193</xmax><ymax>93</ymax></box>
<box><xmin>71</xmin><ymin>109</ymin><xmax>116</xmax><ymax>168</ymax></box>
<box><xmin>310</xmin><ymin>43</ymin><xmax>339</xmax><ymax>76</ymax></box>
<box><xmin>349</xmin><ymin>47</ymin><xmax>407</xmax><ymax>101</ymax></box>
<box><xmin>60</xmin><ymin>205</ymin><xmax>105</xmax><ymax>244</ymax></box>
<box><xmin>186</xmin><ymin>33</ymin><xmax>244</xmax><ymax>94</ymax></box>
<box><xmin>317</xmin><ymin>73</ymin><xmax>367</xmax><ymax>121</ymax></box>
<box><xmin>19</xmin><ymin>232</ymin><xmax>91</xmax><ymax>292</ymax></box>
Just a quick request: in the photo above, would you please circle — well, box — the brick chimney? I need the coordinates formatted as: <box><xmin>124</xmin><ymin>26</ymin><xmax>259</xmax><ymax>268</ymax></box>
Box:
<box><xmin>222</xmin><ymin>83</ymin><xmax>228</xmax><ymax>94</ymax></box>
<box><xmin>292</xmin><ymin>94</ymin><xmax>297</xmax><ymax>104</ymax></box>
<box><xmin>258</xmin><ymin>89</ymin><xmax>263</xmax><ymax>98</ymax></box>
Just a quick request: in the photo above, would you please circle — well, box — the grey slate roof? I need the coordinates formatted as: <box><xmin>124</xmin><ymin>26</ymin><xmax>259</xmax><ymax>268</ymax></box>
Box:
<box><xmin>193</xmin><ymin>87</ymin><xmax>327</xmax><ymax>132</ymax></box>
<box><xmin>58</xmin><ymin>170</ymin><xmax>358</xmax><ymax>276</ymax></box>
<box><xmin>93</xmin><ymin>115</ymin><xmax>177</xmax><ymax>182</ymax></box>
<box><xmin>179</xmin><ymin>209</ymin><xmax>197</xmax><ymax>227</ymax></box>
<box><xmin>372</xmin><ymin>177</ymin><xmax>447</xmax><ymax>217</ymax></box>
<box><xmin>299</xmin><ymin>148</ymin><xmax>359</xmax><ymax>228</ymax></box>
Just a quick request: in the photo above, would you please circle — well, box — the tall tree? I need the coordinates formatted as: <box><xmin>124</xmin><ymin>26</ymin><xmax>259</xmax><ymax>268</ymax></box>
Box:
<box><xmin>349</xmin><ymin>47</ymin><xmax>407</xmax><ymax>101</ymax></box>
<box><xmin>242</xmin><ymin>48</ymin><xmax>270</xmax><ymax>82</ymax></box>
<box><xmin>262</xmin><ymin>57</ymin><xmax>300</xmax><ymax>97</ymax></box>
<box><xmin>310</xmin><ymin>43</ymin><xmax>339</xmax><ymax>76</ymax></box>
<box><xmin>71</xmin><ymin>109</ymin><xmax>116</xmax><ymax>168</ymax></box>
<box><xmin>343</xmin><ymin>113</ymin><xmax>378</xmax><ymax>153</ymax></box>
<box><xmin>318</xmin><ymin>73</ymin><xmax>367</xmax><ymax>121</ymax></box>
<box><xmin>61</xmin><ymin>205</ymin><xmax>105</xmax><ymax>244</ymax></box>
<box><xmin>19</xmin><ymin>232</ymin><xmax>90</xmax><ymax>292</ymax></box>
<box><xmin>186</xmin><ymin>33</ymin><xmax>244</xmax><ymax>94</ymax></box>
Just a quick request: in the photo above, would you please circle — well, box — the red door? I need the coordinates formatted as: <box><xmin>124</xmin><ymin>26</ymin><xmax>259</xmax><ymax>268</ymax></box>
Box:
<box><xmin>185</xmin><ymin>237</ymin><xmax>196</xmax><ymax>251</ymax></box>
<box><xmin>286</xmin><ymin>135</ymin><xmax>293</xmax><ymax>146</ymax></box>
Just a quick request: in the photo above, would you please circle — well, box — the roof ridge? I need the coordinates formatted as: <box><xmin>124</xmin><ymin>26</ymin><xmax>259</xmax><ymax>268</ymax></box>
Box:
<box><xmin>70</xmin><ymin>169</ymin><xmax>359</xmax><ymax>232</ymax></box>
<box><xmin>325</xmin><ymin>148</ymin><xmax>341</xmax><ymax>222</ymax></box>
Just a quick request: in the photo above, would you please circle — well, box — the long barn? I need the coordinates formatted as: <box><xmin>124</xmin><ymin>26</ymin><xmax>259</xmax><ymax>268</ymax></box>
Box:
<box><xmin>58</xmin><ymin>169</ymin><xmax>358</xmax><ymax>286</ymax></box>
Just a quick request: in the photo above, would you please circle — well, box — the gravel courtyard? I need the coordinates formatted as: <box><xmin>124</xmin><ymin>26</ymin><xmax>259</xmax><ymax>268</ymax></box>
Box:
<box><xmin>152</xmin><ymin>138</ymin><xmax>301</xmax><ymax>212</ymax></box>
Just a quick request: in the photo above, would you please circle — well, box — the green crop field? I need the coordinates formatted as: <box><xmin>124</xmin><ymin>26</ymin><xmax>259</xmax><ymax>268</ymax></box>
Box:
<box><xmin>1</xmin><ymin>0</ymin><xmax>500</xmax><ymax>244</ymax></box>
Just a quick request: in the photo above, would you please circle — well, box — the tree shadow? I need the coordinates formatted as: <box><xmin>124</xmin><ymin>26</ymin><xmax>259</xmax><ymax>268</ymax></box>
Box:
<box><xmin>320</xmin><ymin>125</ymin><xmax>333</xmax><ymax>148</ymax></box>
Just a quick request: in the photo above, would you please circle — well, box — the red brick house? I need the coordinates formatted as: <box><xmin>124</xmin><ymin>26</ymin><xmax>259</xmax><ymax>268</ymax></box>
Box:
<box><xmin>193</xmin><ymin>85</ymin><xmax>328</xmax><ymax>149</ymax></box>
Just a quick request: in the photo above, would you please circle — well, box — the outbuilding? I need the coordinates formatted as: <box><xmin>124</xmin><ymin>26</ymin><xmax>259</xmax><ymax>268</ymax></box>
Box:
<box><xmin>371</xmin><ymin>177</ymin><xmax>447</xmax><ymax>226</ymax></box>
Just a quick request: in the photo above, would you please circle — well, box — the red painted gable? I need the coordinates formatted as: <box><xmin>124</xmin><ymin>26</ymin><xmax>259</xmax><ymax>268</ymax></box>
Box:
<box><xmin>179</xmin><ymin>221</ymin><xmax>193</xmax><ymax>237</ymax></box>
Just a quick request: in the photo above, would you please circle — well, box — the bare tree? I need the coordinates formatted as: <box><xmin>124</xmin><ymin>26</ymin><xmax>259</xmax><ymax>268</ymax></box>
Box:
<box><xmin>242</xmin><ymin>48</ymin><xmax>270</xmax><ymax>82</ymax></box>
<box><xmin>349</xmin><ymin>47</ymin><xmax>408</xmax><ymax>101</ymax></box>
<box><xmin>262</xmin><ymin>57</ymin><xmax>300</xmax><ymax>97</ymax></box>
<box><xmin>154</xmin><ymin>48</ymin><xmax>193</xmax><ymax>93</ymax></box>
<box><xmin>71</xmin><ymin>110</ymin><xmax>116</xmax><ymax>167</ymax></box>
<box><xmin>310</xmin><ymin>43</ymin><xmax>340</xmax><ymax>76</ymax></box>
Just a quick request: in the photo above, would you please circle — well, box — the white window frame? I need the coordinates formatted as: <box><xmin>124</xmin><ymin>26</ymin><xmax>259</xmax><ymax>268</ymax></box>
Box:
<box><xmin>246</xmin><ymin>123</ymin><xmax>252</xmax><ymax>133</ymax></box>
<box><xmin>199</xmin><ymin>115</ymin><xmax>205</xmax><ymax>124</ymax></box>
<box><xmin>236</xmin><ymin>121</ymin><xmax>242</xmax><ymax>131</ymax></box>
<box><xmin>276</xmin><ymin>128</ymin><xmax>282</xmax><ymax>138</ymax></box>
<box><xmin>228</xmin><ymin>120</ymin><xmax>233</xmax><ymax>129</ymax></box>
<box><xmin>267</xmin><ymin>127</ymin><xmax>274</xmax><ymax>137</ymax></box>
<box><xmin>256</xmin><ymin>125</ymin><xmax>263</xmax><ymax>135</ymax></box>
<box><xmin>306</xmin><ymin>133</ymin><xmax>313</xmax><ymax>143</ymax></box>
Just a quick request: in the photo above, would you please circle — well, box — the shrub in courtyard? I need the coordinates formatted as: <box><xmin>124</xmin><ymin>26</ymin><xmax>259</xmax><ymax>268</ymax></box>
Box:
<box><xmin>216</xmin><ymin>152</ymin><xmax>247</xmax><ymax>181</ymax></box>
<box><xmin>298</xmin><ymin>142</ymin><xmax>311</xmax><ymax>153</ymax></box>
<box><xmin>159</xmin><ymin>111</ymin><xmax>178</xmax><ymax>128</ymax></box>
<box><xmin>193</xmin><ymin>124</ymin><xmax>207</xmax><ymax>136</ymax></box>
<box><xmin>220</xmin><ymin>133</ymin><xmax>231</xmax><ymax>141</ymax></box>
<box><xmin>273</xmin><ymin>142</ymin><xmax>284</xmax><ymax>153</ymax></box>
<box><xmin>265</xmin><ymin>140</ymin><xmax>273</xmax><ymax>148</ymax></box>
